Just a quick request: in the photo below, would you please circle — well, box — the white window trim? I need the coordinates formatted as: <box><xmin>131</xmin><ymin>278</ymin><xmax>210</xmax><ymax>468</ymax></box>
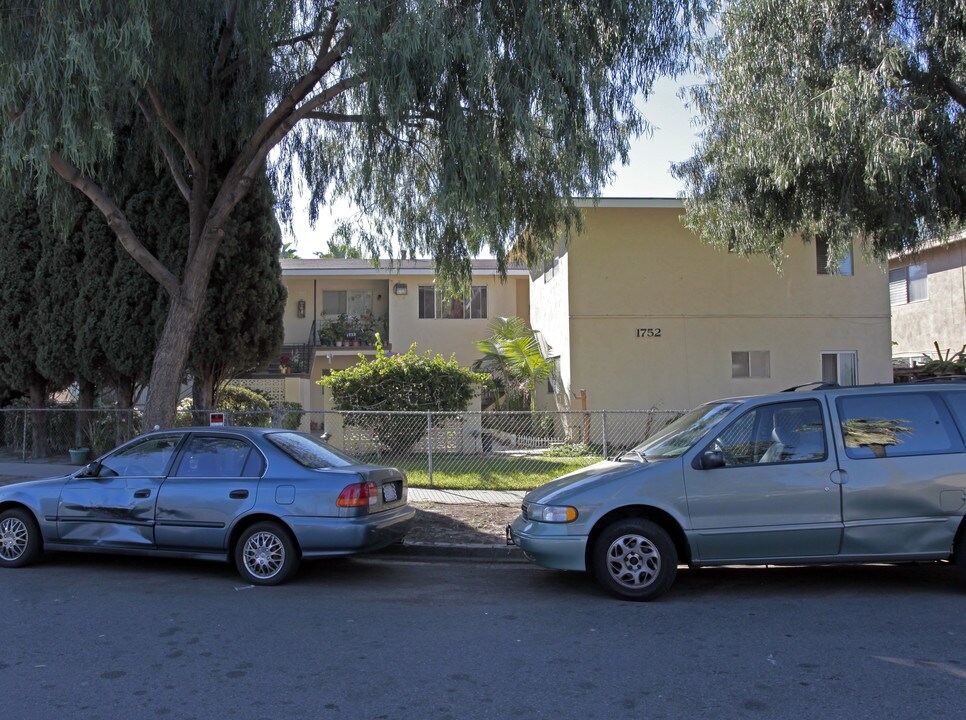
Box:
<box><xmin>820</xmin><ymin>350</ymin><xmax>858</xmax><ymax>386</ymax></box>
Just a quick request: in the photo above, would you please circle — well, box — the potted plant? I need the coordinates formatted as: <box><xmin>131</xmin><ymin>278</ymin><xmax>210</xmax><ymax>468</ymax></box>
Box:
<box><xmin>279</xmin><ymin>354</ymin><xmax>291</xmax><ymax>374</ymax></box>
<box><xmin>318</xmin><ymin>318</ymin><xmax>335</xmax><ymax>346</ymax></box>
<box><xmin>68</xmin><ymin>446</ymin><xmax>90</xmax><ymax>464</ymax></box>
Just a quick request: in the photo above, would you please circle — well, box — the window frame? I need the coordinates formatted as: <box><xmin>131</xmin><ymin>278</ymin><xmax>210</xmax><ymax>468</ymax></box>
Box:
<box><xmin>731</xmin><ymin>350</ymin><xmax>771</xmax><ymax>379</ymax></box>
<box><xmin>417</xmin><ymin>285</ymin><xmax>488</xmax><ymax>319</ymax></box>
<box><xmin>888</xmin><ymin>262</ymin><xmax>928</xmax><ymax>305</ymax></box>
<box><xmin>816</xmin><ymin>237</ymin><xmax>854</xmax><ymax>276</ymax></box>
<box><xmin>821</xmin><ymin>351</ymin><xmax>857</xmax><ymax>386</ymax></box>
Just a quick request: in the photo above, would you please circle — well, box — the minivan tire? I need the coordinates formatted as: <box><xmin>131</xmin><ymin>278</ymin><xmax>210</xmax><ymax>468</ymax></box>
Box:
<box><xmin>954</xmin><ymin>528</ymin><xmax>966</xmax><ymax>581</ymax></box>
<box><xmin>591</xmin><ymin>518</ymin><xmax>677</xmax><ymax>601</ymax></box>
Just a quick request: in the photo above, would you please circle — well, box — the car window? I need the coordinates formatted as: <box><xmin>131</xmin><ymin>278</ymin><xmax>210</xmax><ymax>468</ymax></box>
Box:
<box><xmin>174</xmin><ymin>436</ymin><xmax>258</xmax><ymax>478</ymax></box>
<box><xmin>837</xmin><ymin>392</ymin><xmax>963</xmax><ymax>459</ymax></box>
<box><xmin>267</xmin><ymin>432</ymin><xmax>356</xmax><ymax>469</ymax></box>
<box><xmin>707</xmin><ymin>400</ymin><xmax>827</xmax><ymax>467</ymax></box>
<box><xmin>938</xmin><ymin>391</ymin><xmax>966</xmax><ymax>442</ymax></box>
<box><xmin>632</xmin><ymin>402</ymin><xmax>738</xmax><ymax>459</ymax></box>
<box><xmin>97</xmin><ymin>435</ymin><xmax>182</xmax><ymax>477</ymax></box>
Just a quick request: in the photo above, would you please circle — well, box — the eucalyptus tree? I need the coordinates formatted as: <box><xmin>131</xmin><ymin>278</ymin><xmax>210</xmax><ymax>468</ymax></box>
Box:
<box><xmin>676</xmin><ymin>0</ymin><xmax>966</xmax><ymax>266</ymax></box>
<box><xmin>0</xmin><ymin>0</ymin><xmax>707</xmax><ymax>428</ymax></box>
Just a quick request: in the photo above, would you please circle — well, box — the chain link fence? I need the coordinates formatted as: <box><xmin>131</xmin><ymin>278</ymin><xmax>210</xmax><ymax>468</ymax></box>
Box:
<box><xmin>0</xmin><ymin>407</ymin><xmax>683</xmax><ymax>489</ymax></box>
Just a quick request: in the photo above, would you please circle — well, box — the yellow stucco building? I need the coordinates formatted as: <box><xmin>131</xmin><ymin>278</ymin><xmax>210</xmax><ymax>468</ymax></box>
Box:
<box><xmin>260</xmin><ymin>199</ymin><xmax>892</xmax><ymax>415</ymax></box>
<box><xmin>531</xmin><ymin>199</ymin><xmax>893</xmax><ymax>412</ymax></box>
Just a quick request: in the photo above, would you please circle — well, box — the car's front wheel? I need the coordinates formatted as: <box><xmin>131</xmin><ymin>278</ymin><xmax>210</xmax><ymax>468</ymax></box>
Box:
<box><xmin>234</xmin><ymin>522</ymin><xmax>300</xmax><ymax>585</ymax></box>
<box><xmin>591</xmin><ymin>518</ymin><xmax>677</xmax><ymax>601</ymax></box>
<box><xmin>0</xmin><ymin>508</ymin><xmax>43</xmax><ymax>568</ymax></box>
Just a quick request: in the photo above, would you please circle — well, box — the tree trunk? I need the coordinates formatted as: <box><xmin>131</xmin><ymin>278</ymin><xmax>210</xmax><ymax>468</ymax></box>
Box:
<box><xmin>142</xmin><ymin>234</ymin><xmax>221</xmax><ymax>429</ymax></box>
<box><xmin>191</xmin><ymin>371</ymin><xmax>216</xmax><ymax>425</ymax></box>
<box><xmin>76</xmin><ymin>379</ymin><xmax>96</xmax><ymax>448</ymax></box>
<box><xmin>28</xmin><ymin>378</ymin><xmax>48</xmax><ymax>460</ymax></box>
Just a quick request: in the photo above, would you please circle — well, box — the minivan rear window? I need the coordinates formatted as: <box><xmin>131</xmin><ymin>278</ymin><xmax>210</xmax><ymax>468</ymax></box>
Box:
<box><xmin>836</xmin><ymin>393</ymin><xmax>964</xmax><ymax>459</ymax></box>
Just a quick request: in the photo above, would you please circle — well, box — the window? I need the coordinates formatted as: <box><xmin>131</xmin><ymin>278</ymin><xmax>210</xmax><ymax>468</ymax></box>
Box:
<box><xmin>173</xmin><ymin>436</ymin><xmax>261</xmax><ymax>478</ymax></box>
<box><xmin>889</xmin><ymin>263</ymin><xmax>927</xmax><ymax>305</ymax></box>
<box><xmin>822</xmin><ymin>351</ymin><xmax>857</xmax><ymax>386</ymax></box>
<box><xmin>706</xmin><ymin>400</ymin><xmax>827</xmax><ymax>466</ymax></box>
<box><xmin>322</xmin><ymin>290</ymin><xmax>372</xmax><ymax>317</ymax></box>
<box><xmin>816</xmin><ymin>237</ymin><xmax>853</xmax><ymax>276</ymax></box>
<box><xmin>732</xmin><ymin>351</ymin><xmax>770</xmax><ymax>378</ymax></box>
<box><xmin>547</xmin><ymin>357</ymin><xmax>561</xmax><ymax>394</ymax></box>
<box><xmin>418</xmin><ymin>286</ymin><xmax>488</xmax><ymax>319</ymax></box>
<box><xmin>97</xmin><ymin>435</ymin><xmax>182</xmax><ymax>477</ymax></box>
<box><xmin>837</xmin><ymin>393</ymin><xmax>962</xmax><ymax>459</ymax></box>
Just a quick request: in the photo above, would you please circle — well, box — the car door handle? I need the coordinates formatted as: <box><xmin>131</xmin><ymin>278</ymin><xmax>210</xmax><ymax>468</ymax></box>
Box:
<box><xmin>133</xmin><ymin>489</ymin><xmax>152</xmax><ymax>498</ymax></box>
<box><xmin>229</xmin><ymin>490</ymin><xmax>249</xmax><ymax>499</ymax></box>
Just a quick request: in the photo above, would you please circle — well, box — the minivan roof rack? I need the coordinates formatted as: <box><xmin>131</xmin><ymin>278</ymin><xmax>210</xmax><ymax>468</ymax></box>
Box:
<box><xmin>781</xmin><ymin>381</ymin><xmax>840</xmax><ymax>392</ymax></box>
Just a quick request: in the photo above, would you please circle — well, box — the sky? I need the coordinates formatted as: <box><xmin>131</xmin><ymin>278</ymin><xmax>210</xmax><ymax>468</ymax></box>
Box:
<box><xmin>282</xmin><ymin>76</ymin><xmax>702</xmax><ymax>259</ymax></box>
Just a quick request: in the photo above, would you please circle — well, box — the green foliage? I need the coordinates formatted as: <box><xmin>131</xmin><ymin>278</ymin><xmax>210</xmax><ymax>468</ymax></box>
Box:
<box><xmin>275</xmin><ymin>401</ymin><xmax>305</xmax><ymax>431</ymax></box>
<box><xmin>541</xmin><ymin>443</ymin><xmax>598</xmax><ymax>458</ymax></box>
<box><xmin>474</xmin><ymin>317</ymin><xmax>551</xmax><ymax>411</ymax></box>
<box><xmin>314</xmin><ymin>240</ymin><xmax>362</xmax><ymax>259</ymax></box>
<box><xmin>676</xmin><ymin>0</ymin><xmax>966</xmax><ymax>266</ymax></box>
<box><xmin>386</xmin><ymin>454</ymin><xmax>598</xmax><ymax>490</ymax></box>
<box><xmin>321</xmin><ymin>337</ymin><xmax>487</xmax><ymax>453</ymax></box>
<box><xmin>0</xmin><ymin>0</ymin><xmax>707</xmax><ymax>425</ymax></box>
<box><xmin>180</xmin><ymin>384</ymin><xmax>272</xmax><ymax>427</ymax></box>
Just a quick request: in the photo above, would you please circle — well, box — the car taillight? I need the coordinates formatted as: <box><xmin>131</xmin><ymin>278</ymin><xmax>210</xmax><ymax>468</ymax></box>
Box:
<box><xmin>337</xmin><ymin>481</ymin><xmax>378</xmax><ymax>508</ymax></box>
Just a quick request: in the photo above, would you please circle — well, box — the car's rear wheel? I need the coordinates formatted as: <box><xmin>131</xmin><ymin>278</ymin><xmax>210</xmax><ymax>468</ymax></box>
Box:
<box><xmin>591</xmin><ymin>518</ymin><xmax>677</xmax><ymax>601</ymax></box>
<box><xmin>0</xmin><ymin>508</ymin><xmax>43</xmax><ymax>568</ymax></box>
<box><xmin>234</xmin><ymin>522</ymin><xmax>300</xmax><ymax>586</ymax></box>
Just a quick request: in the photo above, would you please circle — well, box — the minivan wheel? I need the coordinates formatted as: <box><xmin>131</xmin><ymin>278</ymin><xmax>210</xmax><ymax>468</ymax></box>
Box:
<box><xmin>954</xmin><ymin>530</ymin><xmax>966</xmax><ymax>581</ymax></box>
<box><xmin>591</xmin><ymin>519</ymin><xmax>677</xmax><ymax>601</ymax></box>
<box><xmin>0</xmin><ymin>508</ymin><xmax>43</xmax><ymax>568</ymax></box>
<box><xmin>234</xmin><ymin>522</ymin><xmax>300</xmax><ymax>586</ymax></box>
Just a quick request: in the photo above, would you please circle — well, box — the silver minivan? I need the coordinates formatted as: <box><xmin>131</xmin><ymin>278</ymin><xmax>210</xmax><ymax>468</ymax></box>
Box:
<box><xmin>508</xmin><ymin>382</ymin><xmax>966</xmax><ymax>600</ymax></box>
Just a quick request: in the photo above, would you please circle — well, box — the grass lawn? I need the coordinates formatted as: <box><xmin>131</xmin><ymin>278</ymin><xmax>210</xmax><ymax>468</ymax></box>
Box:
<box><xmin>381</xmin><ymin>453</ymin><xmax>601</xmax><ymax>490</ymax></box>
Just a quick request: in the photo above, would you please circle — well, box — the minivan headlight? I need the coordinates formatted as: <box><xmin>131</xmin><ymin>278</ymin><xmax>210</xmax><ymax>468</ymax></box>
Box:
<box><xmin>527</xmin><ymin>503</ymin><xmax>578</xmax><ymax>523</ymax></box>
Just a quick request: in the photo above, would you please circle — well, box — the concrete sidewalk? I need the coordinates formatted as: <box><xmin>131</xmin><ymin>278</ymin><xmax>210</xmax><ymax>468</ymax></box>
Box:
<box><xmin>0</xmin><ymin>461</ymin><xmax>526</xmax><ymax>561</ymax></box>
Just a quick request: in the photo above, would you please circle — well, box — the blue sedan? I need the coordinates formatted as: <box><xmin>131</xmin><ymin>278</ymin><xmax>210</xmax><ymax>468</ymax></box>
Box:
<box><xmin>0</xmin><ymin>427</ymin><xmax>415</xmax><ymax>585</ymax></box>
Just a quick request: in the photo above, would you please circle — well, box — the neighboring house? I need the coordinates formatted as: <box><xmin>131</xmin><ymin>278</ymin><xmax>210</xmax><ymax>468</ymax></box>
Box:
<box><xmin>236</xmin><ymin>259</ymin><xmax>530</xmax><ymax>413</ymax></box>
<box><xmin>531</xmin><ymin>198</ymin><xmax>893</xmax><ymax>412</ymax></box>
<box><xmin>889</xmin><ymin>232</ymin><xmax>966</xmax><ymax>367</ymax></box>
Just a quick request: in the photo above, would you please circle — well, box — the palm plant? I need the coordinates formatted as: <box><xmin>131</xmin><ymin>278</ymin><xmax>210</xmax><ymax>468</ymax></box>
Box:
<box><xmin>473</xmin><ymin>317</ymin><xmax>551</xmax><ymax>412</ymax></box>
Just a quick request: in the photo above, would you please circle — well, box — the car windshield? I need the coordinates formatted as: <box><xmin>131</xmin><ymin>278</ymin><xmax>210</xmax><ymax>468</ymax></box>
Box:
<box><xmin>630</xmin><ymin>402</ymin><xmax>739</xmax><ymax>459</ymax></box>
<box><xmin>267</xmin><ymin>432</ymin><xmax>357</xmax><ymax>469</ymax></box>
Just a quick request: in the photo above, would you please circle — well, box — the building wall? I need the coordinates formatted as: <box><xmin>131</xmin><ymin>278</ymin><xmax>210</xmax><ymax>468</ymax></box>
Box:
<box><xmin>536</xmin><ymin>204</ymin><xmax>892</xmax><ymax>411</ymax></box>
<box><xmin>891</xmin><ymin>242</ymin><xmax>966</xmax><ymax>359</ymax></box>
<box><xmin>281</xmin><ymin>269</ymin><xmax>528</xmax><ymax>411</ymax></box>
<box><xmin>529</xmin><ymin>240</ymin><xmax>573</xmax><ymax>410</ymax></box>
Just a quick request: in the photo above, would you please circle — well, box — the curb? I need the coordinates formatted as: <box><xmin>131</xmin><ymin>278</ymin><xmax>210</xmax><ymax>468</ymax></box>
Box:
<box><xmin>380</xmin><ymin>541</ymin><xmax>527</xmax><ymax>562</ymax></box>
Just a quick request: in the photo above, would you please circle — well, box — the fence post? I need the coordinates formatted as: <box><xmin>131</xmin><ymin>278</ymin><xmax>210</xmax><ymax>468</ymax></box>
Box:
<box><xmin>22</xmin><ymin>408</ymin><xmax>27</xmax><ymax>462</ymax></box>
<box><xmin>602</xmin><ymin>411</ymin><xmax>608</xmax><ymax>459</ymax></box>
<box><xmin>426</xmin><ymin>412</ymin><xmax>433</xmax><ymax>487</ymax></box>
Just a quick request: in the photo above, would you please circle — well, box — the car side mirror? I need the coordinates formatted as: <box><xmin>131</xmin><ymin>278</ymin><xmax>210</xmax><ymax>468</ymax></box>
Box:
<box><xmin>693</xmin><ymin>450</ymin><xmax>725</xmax><ymax>470</ymax></box>
<box><xmin>79</xmin><ymin>460</ymin><xmax>102</xmax><ymax>478</ymax></box>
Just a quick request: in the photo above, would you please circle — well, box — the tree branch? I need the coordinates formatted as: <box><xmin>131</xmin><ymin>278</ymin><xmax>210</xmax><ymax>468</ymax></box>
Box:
<box><xmin>47</xmin><ymin>151</ymin><xmax>180</xmax><ymax>296</ymax></box>
<box><xmin>145</xmin><ymin>82</ymin><xmax>201</xmax><ymax>173</ymax></box>
<box><xmin>939</xmin><ymin>75</ymin><xmax>966</xmax><ymax>111</ymax></box>
<box><xmin>137</xmin><ymin>98</ymin><xmax>192</xmax><ymax>201</ymax></box>
<box><xmin>211</xmin><ymin>2</ymin><xmax>238</xmax><ymax>93</ymax></box>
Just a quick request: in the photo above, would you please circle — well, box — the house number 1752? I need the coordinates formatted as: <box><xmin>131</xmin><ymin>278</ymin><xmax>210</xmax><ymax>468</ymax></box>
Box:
<box><xmin>636</xmin><ymin>328</ymin><xmax>662</xmax><ymax>337</ymax></box>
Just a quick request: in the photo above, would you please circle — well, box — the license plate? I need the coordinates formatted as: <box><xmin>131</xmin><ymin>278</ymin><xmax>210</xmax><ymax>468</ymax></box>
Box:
<box><xmin>383</xmin><ymin>483</ymin><xmax>398</xmax><ymax>503</ymax></box>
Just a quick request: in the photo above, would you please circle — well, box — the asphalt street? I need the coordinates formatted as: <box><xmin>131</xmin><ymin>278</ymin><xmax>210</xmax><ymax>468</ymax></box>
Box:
<box><xmin>1</xmin><ymin>553</ymin><xmax>965</xmax><ymax>720</ymax></box>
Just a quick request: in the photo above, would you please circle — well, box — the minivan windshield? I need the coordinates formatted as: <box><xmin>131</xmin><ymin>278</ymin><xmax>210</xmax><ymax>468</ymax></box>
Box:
<box><xmin>267</xmin><ymin>432</ymin><xmax>357</xmax><ymax>469</ymax></box>
<box><xmin>626</xmin><ymin>402</ymin><xmax>738</xmax><ymax>460</ymax></box>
